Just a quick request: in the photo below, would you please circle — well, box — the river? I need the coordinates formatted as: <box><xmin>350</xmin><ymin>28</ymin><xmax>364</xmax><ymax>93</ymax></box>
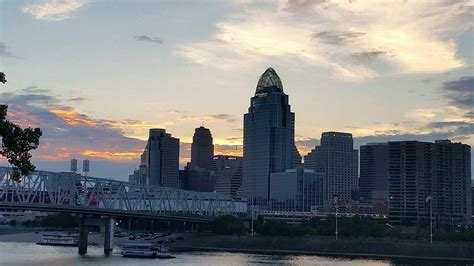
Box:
<box><xmin>0</xmin><ymin>241</ymin><xmax>465</xmax><ymax>266</ymax></box>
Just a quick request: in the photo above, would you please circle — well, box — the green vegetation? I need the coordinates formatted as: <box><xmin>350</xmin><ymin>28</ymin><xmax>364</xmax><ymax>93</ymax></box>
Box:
<box><xmin>211</xmin><ymin>215</ymin><xmax>244</xmax><ymax>235</ymax></box>
<box><xmin>252</xmin><ymin>216</ymin><xmax>474</xmax><ymax>243</ymax></box>
<box><xmin>253</xmin><ymin>216</ymin><xmax>396</xmax><ymax>238</ymax></box>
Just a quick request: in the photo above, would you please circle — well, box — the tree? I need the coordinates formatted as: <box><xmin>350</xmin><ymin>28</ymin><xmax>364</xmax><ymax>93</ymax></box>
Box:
<box><xmin>0</xmin><ymin>72</ymin><xmax>42</xmax><ymax>181</ymax></box>
<box><xmin>212</xmin><ymin>215</ymin><xmax>244</xmax><ymax>235</ymax></box>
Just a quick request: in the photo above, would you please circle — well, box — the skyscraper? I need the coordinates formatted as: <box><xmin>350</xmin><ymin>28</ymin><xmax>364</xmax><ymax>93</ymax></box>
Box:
<box><xmin>304</xmin><ymin>132</ymin><xmax>358</xmax><ymax>202</ymax></box>
<box><xmin>303</xmin><ymin>147</ymin><xmax>319</xmax><ymax>171</ymax></box>
<box><xmin>432</xmin><ymin>140</ymin><xmax>471</xmax><ymax>226</ymax></box>
<box><xmin>190</xmin><ymin>126</ymin><xmax>214</xmax><ymax>171</ymax></box>
<box><xmin>212</xmin><ymin>155</ymin><xmax>242</xmax><ymax>198</ymax></box>
<box><xmin>140</xmin><ymin>128</ymin><xmax>180</xmax><ymax>188</ymax></box>
<box><xmin>243</xmin><ymin>67</ymin><xmax>297</xmax><ymax>207</ymax></box>
<box><xmin>388</xmin><ymin>140</ymin><xmax>472</xmax><ymax>227</ymax></box>
<box><xmin>359</xmin><ymin>143</ymin><xmax>389</xmax><ymax>204</ymax></box>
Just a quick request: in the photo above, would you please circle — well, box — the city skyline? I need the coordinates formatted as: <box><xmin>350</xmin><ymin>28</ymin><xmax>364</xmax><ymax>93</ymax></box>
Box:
<box><xmin>1</xmin><ymin>0</ymin><xmax>473</xmax><ymax>180</ymax></box>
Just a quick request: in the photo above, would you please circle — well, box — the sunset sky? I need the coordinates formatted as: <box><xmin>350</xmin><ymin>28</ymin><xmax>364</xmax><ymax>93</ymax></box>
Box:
<box><xmin>1</xmin><ymin>0</ymin><xmax>473</xmax><ymax>180</ymax></box>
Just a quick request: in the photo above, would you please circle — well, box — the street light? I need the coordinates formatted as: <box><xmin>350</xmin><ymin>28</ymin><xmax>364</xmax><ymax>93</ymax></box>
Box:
<box><xmin>334</xmin><ymin>197</ymin><xmax>339</xmax><ymax>241</ymax></box>
<box><xmin>426</xmin><ymin>195</ymin><xmax>433</xmax><ymax>243</ymax></box>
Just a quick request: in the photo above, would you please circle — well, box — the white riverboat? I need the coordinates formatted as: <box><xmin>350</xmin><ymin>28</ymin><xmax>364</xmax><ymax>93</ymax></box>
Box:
<box><xmin>36</xmin><ymin>233</ymin><xmax>79</xmax><ymax>246</ymax></box>
<box><xmin>121</xmin><ymin>243</ymin><xmax>175</xmax><ymax>259</ymax></box>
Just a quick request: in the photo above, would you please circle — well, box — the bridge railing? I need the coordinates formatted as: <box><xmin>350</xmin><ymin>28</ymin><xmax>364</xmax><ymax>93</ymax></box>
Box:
<box><xmin>0</xmin><ymin>168</ymin><xmax>246</xmax><ymax>217</ymax></box>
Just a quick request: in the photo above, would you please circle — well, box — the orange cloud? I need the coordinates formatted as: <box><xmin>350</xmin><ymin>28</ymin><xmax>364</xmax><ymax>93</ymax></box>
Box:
<box><xmin>8</xmin><ymin>110</ymin><xmax>40</xmax><ymax>128</ymax></box>
<box><xmin>214</xmin><ymin>144</ymin><xmax>243</xmax><ymax>157</ymax></box>
<box><xmin>296</xmin><ymin>144</ymin><xmax>313</xmax><ymax>157</ymax></box>
<box><xmin>50</xmin><ymin>108</ymin><xmax>98</xmax><ymax>126</ymax></box>
<box><xmin>80</xmin><ymin>150</ymin><xmax>142</xmax><ymax>161</ymax></box>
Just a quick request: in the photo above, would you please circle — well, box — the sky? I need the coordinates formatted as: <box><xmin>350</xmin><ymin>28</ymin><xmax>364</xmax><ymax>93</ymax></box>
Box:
<box><xmin>0</xmin><ymin>0</ymin><xmax>473</xmax><ymax>181</ymax></box>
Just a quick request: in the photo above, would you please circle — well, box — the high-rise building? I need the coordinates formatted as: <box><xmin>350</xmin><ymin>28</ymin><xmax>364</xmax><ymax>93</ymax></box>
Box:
<box><xmin>270</xmin><ymin>167</ymin><xmax>326</xmax><ymax>212</ymax></box>
<box><xmin>184</xmin><ymin>167</ymin><xmax>214</xmax><ymax>192</ymax></box>
<box><xmin>242</xmin><ymin>67</ymin><xmax>297</xmax><ymax>208</ymax></box>
<box><xmin>359</xmin><ymin>143</ymin><xmax>389</xmax><ymax>204</ymax></box>
<box><xmin>432</xmin><ymin>140</ymin><xmax>471</xmax><ymax>226</ymax></box>
<box><xmin>303</xmin><ymin>147</ymin><xmax>319</xmax><ymax>170</ymax></box>
<box><xmin>212</xmin><ymin>155</ymin><xmax>242</xmax><ymax>198</ymax></box>
<box><xmin>304</xmin><ymin>132</ymin><xmax>358</xmax><ymax>202</ymax></box>
<box><xmin>472</xmin><ymin>186</ymin><xmax>474</xmax><ymax>219</ymax></box>
<box><xmin>139</xmin><ymin>129</ymin><xmax>180</xmax><ymax>188</ymax></box>
<box><xmin>388</xmin><ymin>140</ymin><xmax>471</xmax><ymax>227</ymax></box>
<box><xmin>190</xmin><ymin>126</ymin><xmax>214</xmax><ymax>171</ymax></box>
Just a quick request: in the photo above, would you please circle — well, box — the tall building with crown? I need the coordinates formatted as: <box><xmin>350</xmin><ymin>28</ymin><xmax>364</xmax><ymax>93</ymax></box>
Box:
<box><xmin>190</xmin><ymin>126</ymin><xmax>214</xmax><ymax>171</ymax></box>
<box><xmin>242</xmin><ymin>67</ymin><xmax>297</xmax><ymax>208</ymax></box>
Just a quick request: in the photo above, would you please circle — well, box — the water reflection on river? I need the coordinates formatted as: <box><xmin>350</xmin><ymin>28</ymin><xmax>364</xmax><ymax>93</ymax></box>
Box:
<box><xmin>0</xmin><ymin>242</ymin><xmax>465</xmax><ymax>266</ymax></box>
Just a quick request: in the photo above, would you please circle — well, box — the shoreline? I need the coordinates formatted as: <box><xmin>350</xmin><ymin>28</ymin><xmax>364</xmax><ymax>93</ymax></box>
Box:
<box><xmin>171</xmin><ymin>246</ymin><xmax>474</xmax><ymax>262</ymax></box>
<box><xmin>169</xmin><ymin>234</ymin><xmax>474</xmax><ymax>262</ymax></box>
<box><xmin>1</xmin><ymin>229</ymin><xmax>474</xmax><ymax>262</ymax></box>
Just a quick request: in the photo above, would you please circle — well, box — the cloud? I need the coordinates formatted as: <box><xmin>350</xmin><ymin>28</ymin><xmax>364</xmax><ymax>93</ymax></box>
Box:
<box><xmin>179</xmin><ymin>113</ymin><xmax>239</xmax><ymax>123</ymax></box>
<box><xmin>22</xmin><ymin>0</ymin><xmax>90</xmax><ymax>22</ymax></box>
<box><xmin>0</xmin><ymin>89</ymin><xmax>150</xmax><ymax>163</ymax></box>
<box><xmin>0</xmin><ymin>42</ymin><xmax>15</xmax><ymax>58</ymax></box>
<box><xmin>67</xmin><ymin>97</ymin><xmax>86</xmax><ymax>103</ymax></box>
<box><xmin>350</xmin><ymin>49</ymin><xmax>393</xmax><ymax>62</ymax></box>
<box><xmin>284</xmin><ymin>0</ymin><xmax>328</xmax><ymax>12</ymax></box>
<box><xmin>178</xmin><ymin>0</ymin><xmax>473</xmax><ymax>80</ymax></box>
<box><xmin>135</xmin><ymin>35</ymin><xmax>163</xmax><ymax>44</ymax></box>
<box><xmin>440</xmin><ymin>76</ymin><xmax>474</xmax><ymax>110</ymax></box>
<box><xmin>313</xmin><ymin>31</ymin><xmax>366</xmax><ymax>45</ymax></box>
<box><xmin>295</xmin><ymin>137</ymin><xmax>320</xmax><ymax>156</ymax></box>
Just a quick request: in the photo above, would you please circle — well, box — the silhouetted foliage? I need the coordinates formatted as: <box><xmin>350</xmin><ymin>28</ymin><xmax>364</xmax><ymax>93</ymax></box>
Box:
<box><xmin>212</xmin><ymin>215</ymin><xmax>244</xmax><ymax>235</ymax></box>
<box><xmin>8</xmin><ymin>219</ymin><xmax>17</xmax><ymax>227</ymax></box>
<box><xmin>0</xmin><ymin>72</ymin><xmax>42</xmax><ymax>181</ymax></box>
<box><xmin>255</xmin><ymin>216</ymin><xmax>398</xmax><ymax>238</ymax></box>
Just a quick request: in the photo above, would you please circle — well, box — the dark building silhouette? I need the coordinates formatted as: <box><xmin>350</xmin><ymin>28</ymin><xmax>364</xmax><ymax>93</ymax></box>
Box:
<box><xmin>190</xmin><ymin>126</ymin><xmax>214</xmax><ymax>171</ymax></box>
<box><xmin>182</xmin><ymin>126</ymin><xmax>215</xmax><ymax>192</ymax></box>
<box><xmin>294</xmin><ymin>144</ymin><xmax>302</xmax><ymax>167</ymax></box>
<box><xmin>131</xmin><ymin>129</ymin><xmax>179</xmax><ymax>188</ymax></box>
<box><xmin>212</xmin><ymin>155</ymin><xmax>242</xmax><ymax>198</ymax></box>
<box><xmin>303</xmin><ymin>147</ymin><xmax>319</xmax><ymax>170</ymax></box>
<box><xmin>388</xmin><ymin>140</ymin><xmax>471</xmax><ymax>227</ymax></box>
<box><xmin>472</xmin><ymin>186</ymin><xmax>474</xmax><ymax>217</ymax></box>
<box><xmin>184</xmin><ymin>166</ymin><xmax>214</xmax><ymax>192</ymax></box>
<box><xmin>304</xmin><ymin>132</ymin><xmax>358</xmax><ymax>202</ymax></box>
<box><xmin>432</xmin><ymin>140</ymin><xmax>471</xmax><ymax>226</ymax></box>
<box><xmin>242</xmin><ymin>67</ymin><xmax>298</xmax><ymax>208</ymax></box>
<box><xmin>359</xmin><ymin>143</ymin><xmax>389</xmax><ymax>204</ymax></box>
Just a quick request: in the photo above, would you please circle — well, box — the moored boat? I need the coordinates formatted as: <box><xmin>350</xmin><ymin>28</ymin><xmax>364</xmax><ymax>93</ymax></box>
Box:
<box><xmin>121</xmin><ymin>242</ymin><xmax>175</xmax><ymax>258</ymax></box>
<box><xmin>36</xmin><ymin>233</ymin><xmax>78</xmax><ymax>246</ymax></box>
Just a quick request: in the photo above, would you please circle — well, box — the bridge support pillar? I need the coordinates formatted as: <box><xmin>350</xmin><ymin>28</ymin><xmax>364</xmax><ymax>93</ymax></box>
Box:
<box><xmin>103</xmin><ymin>217</ymin><xmax>114</xmax><ymax>255</ymax></box>
<box><xmin>78</xmin><ymin>214</ymin><xmax>88</xmax><ymax>255</ymax></box>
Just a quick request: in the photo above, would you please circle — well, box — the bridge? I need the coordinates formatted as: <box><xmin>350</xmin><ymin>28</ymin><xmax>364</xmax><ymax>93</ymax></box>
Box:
<box><xmin>0</xmin><ymin>167</ymin><xmax>247</xmax><ymax>254</ymax></box>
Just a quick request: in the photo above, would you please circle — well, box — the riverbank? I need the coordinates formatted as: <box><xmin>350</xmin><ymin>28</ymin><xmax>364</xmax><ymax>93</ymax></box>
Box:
<box><xmin>1</xmin><ymin>228</ymin><xmax>473</xmax><ymax>262</ymax></box>
<box><xmin>169</xmin><ymin>234</ymin><xmax>474</xmax><ymax>262</ymax></box>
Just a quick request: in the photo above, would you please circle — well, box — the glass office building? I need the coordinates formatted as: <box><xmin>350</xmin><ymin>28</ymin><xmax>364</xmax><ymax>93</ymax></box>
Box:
<box><xmin>243</xmin><ymin>67</ymin><xmax>297</xmax><ymax>208</ymax></box>
<box><xmin>270</xmin><ymin>167</ymin><xmax>326</xmax><ymax>212</ymax></box>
